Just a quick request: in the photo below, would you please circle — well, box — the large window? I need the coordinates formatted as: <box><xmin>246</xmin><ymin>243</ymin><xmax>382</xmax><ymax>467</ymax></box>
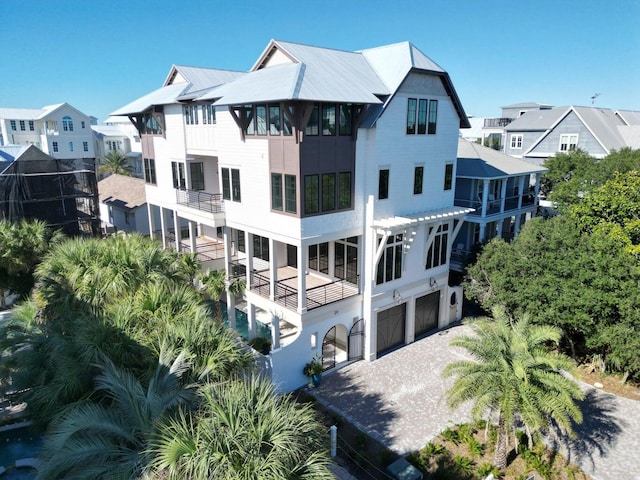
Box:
<box><xmin>322</xmin><ymin>104</ymin><xmax>336</xmax><ymax>136</ymax></box>
<box><xmin>190</xmin><ymin>162</ymin><xmax>205</xmax><ymax>190</ymax></box>
<box><xmin>28</xmin><ymin>120</ymin><xmax>34</xmax><ymax>131</ymax></box>
<box><xmin>269</xmin><ymin>104</ymin><xmax>281</xmax><ymax>135</ymax></box>
<box><xmin>322</xmin><ymin>173</ymin><xmax>336</xmax><ymax>211</ymax></box>
<box><xmin>428</xmin><ymin>100</ymin><xmax>438</xmax><ymax>134</ymax></box>
<box><xmin>253</xmin><ymin>234</ymin><xmax>269</xmax><ymax>261</ymax></box>
<box><xmin>559</xmin><ymin>134</ymin><xmax>578</xmax><ymax>152</ymax></box>
<box><xmin>62</xmin><ymin>116</ymin><xmax>74</xmax><ymax>132</ymax></box>
<box><xmin>304</xmin><ymin>174</ymin><xmax>319</xmax><ymax>214</ymax></box>
<box><xmin>335</xmin><ymin>237</ymin><xmax>358</xmax><ymax>282</ymax></box>
<box><xmin>444</xmin><ymin>164</ymin><xmax>453</xmax><ymax>191</ymax></box>
<box><xmin>378</xmin><ymin>169</ymin><xmax>389</xmax><ymax>200</ymax></box>
<box><xmin>339</xmin><ymin>104</ymin><xmax>352</xmax><ymax>135</ymax></box>
<box><xmin>10</xmin><ymin>120</ymin><xmax>16</xmax><ymax>130</ymax></box>
<box><xmin>221</xmin><ymin>167</ymin><xmax>241</xmax><ymax>202</ymax></box>
<box><xmin>284</xmin><ymin>174</ymin><xmax>296</xmax><ymax>213</ymax></box>
<box><xmin>406</xmin><ymin>99</ymin><xmax>417</xmax><ymax>134</ymax></box>
<box><xmin>144</xmin><ymin>158</ymin><xmax>157</xmax><ymax>185</ymax></box>
<box><xmin>184</xmin><ymin>105</ymin><xmax>198</xmax><ymax>125</ymax></box>
<box><xmin>19</xmin><ymin>120</ymin><xmax>25</xmax><ymax>131</ymax></box>
<box><xmin>417</xmin><ymin>100</ymin><xmax>428</xmax><ymax>134</ymax></box>
<box><xmin>172</xmin><ymin>161</ymin><xmax>186</xmax><ymax>189</ymax></box>
<box><xmin>305</xmin><ymin>104</ymin><xmax>319</xmax><ymax>136</ymax></box>
<box><xmin>308</xmin><ymin>242</ymin><xmax>329</xmax><ymax>274</ymax></box>
<box><xmin>414</xmin><ymin>166</ymin><xmax>424</xmax><ymax>194</ymax></box>
<box><xmin>236</xmin><ymin>229</ymin><xmax>246</xmax><ymax>253</ymax></box>
<box><xmin>376</xmin><ymin>234</ymin><xmax>403</xmax><ymax>284</ymax></box>
<box><xmin>202</xmin><ymin>105</ymin><xmax>216</xmax><ymax>124</ymax></box>
<box><xmin>271</xmin><ymin>173</ymin><xmax>283</xmax><ymax>211</ymax></box>
<box><xmin>426</xmin><ymin>224</ymin><xmax>449</xmax><ymax>269</ymax></box>
<box><xmin>82</xmin><ymin>141</ymin><xmax>88</xmax><ymax>152</ymax></box>
<box><xmin>52</xmin><ymin>141</ymin><xmax>58</xmax><ymax>153</ymax></box>
<box><xmin>140</xmin><ymin>109</ymin><xmax>163</xmax><ymax>135</ymax></box>
<box><xmin>510</xmin><ymin>134</ymin><xmax>523</xmax><ymax>149</ymax></box>
<box><xmin>256</xmin><ymin>105</ymin><xmax>267</xmax><ymax>135</ymax></box>
<box><xmin>338</xmin><ymin>172</ymin><xmax>352</xmax><ymax>209</ymax></box>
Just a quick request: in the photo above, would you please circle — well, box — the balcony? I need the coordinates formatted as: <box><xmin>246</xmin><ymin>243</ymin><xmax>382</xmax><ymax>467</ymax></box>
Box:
<box><xmin>176</xmin><ymin>189</ymin><xmax>224</xmax><ymax>214</ymax></box>
<box><xmin>483</xmin><ymin>118</ymin><xmax>513</xmax><ymax>128</ymax></box>
<box><xmin>455</xmin><ymin>193</ymin><xmax>537</xmax><ymax>217</ymax></box>
<box><xmin>230</xmin><ymin>263</ymin><xmax>360</xmax><ymax>311</ymax></box>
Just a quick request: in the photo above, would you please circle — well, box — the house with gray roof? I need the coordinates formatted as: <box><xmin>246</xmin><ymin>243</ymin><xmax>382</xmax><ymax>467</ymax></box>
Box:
<box><xmin>98</xmin><ymin>173</ymin><xmax>152</xmax><ymax>235</ymax></box>
<box><xmin>504</xmin><ymin>105</ymin><xmax>640</xmax><ymax>165</ymax></box>
<box><xmin>452</xmin><ymin>139</ymin><xmax>546</xmax><ymax>270</ymax></box>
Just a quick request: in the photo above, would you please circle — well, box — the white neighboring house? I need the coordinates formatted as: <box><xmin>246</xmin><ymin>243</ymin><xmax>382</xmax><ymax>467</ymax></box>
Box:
<box><xmin>111</xmin><ymin>39</ymin><xmax>471</xmax><ymax>392</ymax></box>
<box><xmin>0</xmin><ymin>103</ymin><xmax>95</xmax><ymax>160</ymax></box>
<box><xmin>98</xmin><ymin>173</ymin><xmax>150</xmax><ymax>235</ymax></box>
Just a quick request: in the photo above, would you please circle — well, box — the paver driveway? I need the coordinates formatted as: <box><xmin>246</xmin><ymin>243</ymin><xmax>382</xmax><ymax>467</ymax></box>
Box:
<box><xmin>310</xmin><ymin>323</ymin><xmax>640</xmax><ymax>480</ymax></box>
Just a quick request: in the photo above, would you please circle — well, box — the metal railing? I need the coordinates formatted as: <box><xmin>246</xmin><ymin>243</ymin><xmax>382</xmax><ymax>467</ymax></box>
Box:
<box><xmin>229</xmin><ymin>260</ymin><xmax>247</xmax><ymax>279</ymax></box>
<box><xmin>483</xmin><ymin>117</ymin><xmax>513</xmax><ymax>128</ymax></box>
<box><xmin>176</xmin><ymin>189</ymin><xmax>224</xmax><ymax>214</ymax></box>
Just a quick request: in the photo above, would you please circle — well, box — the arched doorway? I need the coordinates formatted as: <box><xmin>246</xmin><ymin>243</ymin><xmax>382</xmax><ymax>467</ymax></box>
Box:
<box><xmin>322</xmin><ymin>324</ymin><xmax>348</xmax><ymax>370</ymax></box>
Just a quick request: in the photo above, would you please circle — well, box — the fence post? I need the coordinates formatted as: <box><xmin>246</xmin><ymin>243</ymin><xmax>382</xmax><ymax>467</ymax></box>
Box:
<box><xmin>330</xmin><ymin>425</ymin><xmax>337</xmax><ymax>457</ymax></box>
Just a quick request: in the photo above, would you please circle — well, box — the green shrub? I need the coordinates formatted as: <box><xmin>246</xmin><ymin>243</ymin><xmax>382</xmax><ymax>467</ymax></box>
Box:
<box><xmin>477</xmin><ymin>462</ymin><xmax>501</xmax><ymax>478</ymax></box>
<box><xmin>441</xmin><ymin>426</ymin><xmax>460</xmax><ymax>445</ymax></box>
<box><xmin>452</xmin><ymin>454</ymin><xmax>475</xmax><ymax>477</ymax></box>
<box><xmin>248</xmin><ymin>336</ymin><xmax>271</xmax><ymax>355</ymax></box>
<box><xmin>464</xmin><ymin>436</ymin><xmax>484</xmax><ymax>458</ymax></box>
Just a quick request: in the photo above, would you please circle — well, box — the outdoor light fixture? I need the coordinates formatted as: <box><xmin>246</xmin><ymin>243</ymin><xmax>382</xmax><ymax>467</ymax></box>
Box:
<box><xmin>429</xmin><ymin>277</ymin><xmax>437</xmax><ymax>288</ymax></box>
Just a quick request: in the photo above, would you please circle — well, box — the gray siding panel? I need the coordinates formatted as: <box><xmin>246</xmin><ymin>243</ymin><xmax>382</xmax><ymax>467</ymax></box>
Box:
<box><xmin>531</xmin><ymin>111</ymin><xmax>607</xmax><ymax>157</ymax></box>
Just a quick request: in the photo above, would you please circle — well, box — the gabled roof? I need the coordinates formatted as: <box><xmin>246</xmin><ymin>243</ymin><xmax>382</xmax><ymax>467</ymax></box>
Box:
<box><xmin>98</xmin><ymin>173</ymin><xmax>147</xmax><ymax>210</ymax></box>
<box><xmin>168</xmin><ymin>65</ymin><xmax>245</xmax><ymax>99</ymax></box>
<box><xmin>0</xmin><ymin>103</ymin><xmax>92</xmax><ymax>121</ymax></box>
<box><xmin>504</xmin><ymin>107</ymin><xmax>568</xmax><ymax>131</ymax></box>
<box><xmin>500</xmin><ymin>102</ymin><xmax>553</xmax><ymax>109</ymax></box>
<box><xmin>616</xmin><ymin>110</ymin><xmax>640</xmax><ymax>126</ymax></box>
<box><xmin>456</xmin><ymin>139</ymin><xmax>546</xmax><ymax>179</ymax></box>
<box><xmin>91</xmin><ymin>125</ymin><xmax>129</xmax><ymax>137</ymax></box>
<box><xmin>0</xmin><ymin>144</ymin><xmax>51</xmax><ymax>174</ymax></box>
<box><xmin>110</xmin><ymin>83</ymin><xmax>188</xmax><ymax>116</ymax></box>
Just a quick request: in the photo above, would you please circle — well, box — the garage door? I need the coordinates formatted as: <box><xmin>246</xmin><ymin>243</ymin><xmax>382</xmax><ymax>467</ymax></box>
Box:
<box><xmin>377</xmin><ymin>303</ymin><xmax>406</xmax><ymax>356</ymax></box>
<box><xmin>415</xmin><ymin>292</ymin><xmax>440</xmax><ymax>339</ymax></box>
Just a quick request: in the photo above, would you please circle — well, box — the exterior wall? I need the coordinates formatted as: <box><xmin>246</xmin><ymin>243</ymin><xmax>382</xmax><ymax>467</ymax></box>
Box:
<box><xmin>184</xmin><ymin>105</ymin><xmax>217</xmax><ymax>155</ymax></box>
<box><xmin>41</xmin><ymin>105</ymin><xmax>95</xmax><ymax>160</ymax></box>
<box><xmin>530</xmin><ymin>110</ymin><xmax>608</xmax><ymax>158</ymax></box>
<box><xmin>504</xmin><ymin>130</ymin><xmax>545</xmax><ymax>158</ymax></box>
<box><xmin>100</xmin><ymin>203</ymin><xmax>149</xmax><ymax>235</ymax></box>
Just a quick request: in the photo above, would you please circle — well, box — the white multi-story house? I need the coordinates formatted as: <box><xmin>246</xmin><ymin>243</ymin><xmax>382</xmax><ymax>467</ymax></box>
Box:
<box><xmin>112</xmin><ymin>40</ymin><xmax>471</xmax><ymax>392</ymax></box>
<box><xmin>0</xmin><ymin>103</ymin><xmax>95</xmax><ymax>160</ymax></box>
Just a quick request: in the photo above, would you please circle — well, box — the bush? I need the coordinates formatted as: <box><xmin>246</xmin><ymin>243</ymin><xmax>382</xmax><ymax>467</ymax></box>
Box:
<box><xmin>248</xmin><ymin>336</ymin><xmax>271</xmax><ymax>355</ymax></box>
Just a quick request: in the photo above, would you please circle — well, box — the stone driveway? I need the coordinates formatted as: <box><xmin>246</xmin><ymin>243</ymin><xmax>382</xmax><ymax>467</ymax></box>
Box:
<box><xmin>310</xmin><ymin>323</ymin><xmax>640</xmax><ymax>480</ymax></box>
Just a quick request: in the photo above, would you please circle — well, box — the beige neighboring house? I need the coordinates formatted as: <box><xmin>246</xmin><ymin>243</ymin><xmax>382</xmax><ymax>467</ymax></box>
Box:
<box><xmin>98</xmin><ymin>174</ymin><xmax>150</xmax><ymax>235</ymax></box>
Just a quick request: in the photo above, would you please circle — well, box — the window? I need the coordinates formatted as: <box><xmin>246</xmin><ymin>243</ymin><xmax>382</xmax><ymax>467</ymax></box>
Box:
<box><xmin>271</xmin><ymin>173</ymin><xmax>283</xmax><ymax>211</ymax></box>
<box><xmin>144</xmin><ymin>158</ymin><xmax>157</xmax><ymax>185</ymax></box>
<box><xmin>172</xmin><ymin>161</ymin><xmax>186</xmax><ymax>189</ymax></box>
<box><xmin>52</xmin><ymin>141</ymin><xmax>59</xmax><ymax>152</ymax></box>
<box><xmin>322</xmin><ymin>104</ymin><xmax>336</xmax><ymax>136</ymax></box>
<box><xmin>19</xmin><ymin>120</ymin><xmax>25</xmax><ymax>131</ymax></box>
<box><xmin>221</xmin><ymin>168</ymin><xmax>230</xmax><ymax>200</ymax></box>
<box><xmin>417</xmin><ymin>100</ymin><xmax>428</xmax><ymax>134</ymax></box>
<box><xmin>444</xmin><ymin>164</ymin><xmax>453</xmax><ymax>190</ymax></box>
<box><xmin>376</xmin><ymin>234</ymin><xmax>403</xmax><ymax>284</ymax></box>
<box><xmin>426</xmin><ymin>224</ymin><xmax>449</xmax><ymax>269</ymax></box>
<box><xmin>81</xmin><ymin>120</ymin><xmax>85</xmax><ymax>129</ymax></box>
<box><xmin>28</xmin><ymin>120</ymin><xmax>34</xmax><ymax>131</ymax></box>
<box><xmin>378</xmin><ymin>169</ymin><xmax>389</xmax><ymax>200</ymax></box>
<box><xmin>285</xmin><ymin>174</ymin><xmax>296</xmax><ymax>213</ymax></box>
<box><xmin>559</xmin><ymin>134</ymin><xmax>578</xmax><ymax>152</ymax></box>
<box><xmin>10</xmin><ymin>120</ymin><xmax>16</xmax><ymax>130</ymax></box>
<box><xmin>335</xmin><ymin>237</ymin><xmax>358</xmax><ymax>281</ymax></box>
<box><xmin>268</xmin><ymin>104</ymin><xmax>281</xmax><ymax>135</ymax></box>
<box><xmin>82</xmin><ymin>141</ymin><xmax>88</xmax><ymax>152</ymax></box>
<box><xmin>414</xmin><ymin>166</ymin><xmax>424</xmax><ymax>194</ymax></box>
<box><xmin>253</xmin><ymin>234</ymin><xmax>269</xmax><ymax>261</ymax></box>
<box><xmin>221</xmin><ymin>167</ymin><xmax>241</xmax><ymax>202</ymax></box>
<box><xmin>339</xmin><ymin>104</ymin><xmax>352</xmax><ymax>135</ymax></box>
<box><xmin>256</xmin><ymin>105</ymin><xmax>267</xmax><ymax>135</ymax></box>
<box><xmin>338</xmin><ymin>172</ymin><xmax>352</xmax><ymax>209</ymax></box>
<box><xmin>190</xmin><ymin>162</ymin><xmax>205</xmax><ymax>190</ymax></box>
<box><xmin>308</xmin><ymin>243</ymin><xmax>329</xmax><ymax>274</ymax></box>
<box><xmin>305</xmin><ymin>104</ymin><xmax>319</xmax><ymax>136</ymax></box>
<box><xmin>184</xmin><ymin>105</ymin><xmax>198</xmax><ymax>125</ymax></box>
<box><xmin>140</xmin><ymin>109</ymin><xmax>163</xmax><ymax>135</ymax></box>
<box><xmin>428</xmin><ymin>100</ymin><xmax>438</xmax><ymax>134</ymax></box>
<box><xmin>304</xmin><ymin>174</ymin><xmax>319</xmax><ymax>214</ymax></box>
<box><xmin>237</xmin><ymin>229</ymin><xmax>246</xmax><ymax>253</ymax></box>
<box><xmin>406</xmin><ymin>98</ymin><xmax>417</xmax><ymax>134</ymax></box>
<box><xmin>202</xmin><ymin>105</ymin><xmax>216</xmax><ymax>124</ymax></box>
<box><xmin>62</xmin><ymin>116</ymin><xmax>74</xmax><ymax>132</ymax></box>
<box><xmin>322</xmin><ymin>173</ymin><xmax>336</xmax><ymax>211</ymax></box>
<box><xmin>243</xmin><ymin>106</ymin><xmax>255</xmax><ymax>135</ymax></box>
<box><xmin>510</xmin><ymin>134</ymin><xmax>523</xmax><ymax>149</ymax></box>
<box><xmin>68</xmin><ymin>141</ymin><xmax>74</xmax><ymax>152</ymax></box>
<box><xmin>282</xmin><ymin>106</ymin><xmax>292</xmax><ymax>136</ymax></box>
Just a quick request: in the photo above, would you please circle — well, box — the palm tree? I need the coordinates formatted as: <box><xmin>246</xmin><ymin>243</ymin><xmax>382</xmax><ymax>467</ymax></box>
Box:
<box><xmin>36</xmin><ymin>349</ymin><xmax>194</xmax><ymax>479</ymax></box>
<box><xmin>148</xmin><ymin>376</ymin><xmax>332</xmax><ymax>479</ymax></box>
<box><xmin>99</xmin><ymin>150</ymin><xmax>132</xmax><ymax>177</ymax></box>
<box><xmin>443</xmin><ymin>306</ymin><xmax>584</xmax><ymax>469</ymax></box>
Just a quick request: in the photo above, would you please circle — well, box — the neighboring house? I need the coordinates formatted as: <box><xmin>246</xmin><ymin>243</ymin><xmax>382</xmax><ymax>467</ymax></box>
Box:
<box><xmin>98</xmin><ymin>173</ymin><xmax>151</xmax><ymax>234</ymax></box>
<box><xmin>0</xmin><ymin>103</ymin><xmax>96</xmax><ymax>161</ymax></box>
<box><xmin>480</xmin><ymin>102</ymin><xmax>553</xmax><ymax>151</ymax></box>
<box><xmin>0</xmin><ymin>144</ymin><xmax>100</xmax><ymax>236</ymax></box>
<box><xmin>92</xmin><ymin>125</ymin><xmax>143</xmax><ymax>178</ymax></box>
<box><xmin>504</xmin><ymin>105</ymin><xmax>640</xmax><ymax>165</ymax></box>
<box><xmin>451</xmin><ymin>139</ymin><xmax>546</xmax><ymax>270</ymax></box>
<box><xmin>111</xmin><ymin>39</ymin><xmax>471</xmax><ymax>392</ymax></box>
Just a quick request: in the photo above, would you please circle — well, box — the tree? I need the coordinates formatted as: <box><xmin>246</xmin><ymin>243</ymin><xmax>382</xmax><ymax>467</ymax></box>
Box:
<box><xmin>443</xmin><ymin>306</ymin><xmax>584</xmax><ymax>469</ymax></box>
<box><xmin>36</xmin><ymin>349</ymin><xmax>194</xmax><ymax>479</ymax></box>
<box><xmin>148</xmin><ymin>376</ymin><xmax>332</xmax><ymax>479</ymax></box>
<box><xmin>99</xmin><ymin>150</ymin><xmax>132</xmax><ymax>177</ymax></box>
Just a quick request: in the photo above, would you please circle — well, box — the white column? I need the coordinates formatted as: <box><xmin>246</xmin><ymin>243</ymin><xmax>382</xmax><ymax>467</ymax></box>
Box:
<box><xmin>481</xmin><ymin>179</ymin><xmax>490</xmax><ymax>218</ymax></box>
<box><xmin>297</xmin><ymin>242</ymin><xmax>307</xmax><ymax>313</ymax></box>
<box><xmin>479</xmin><ymin>224</ymin><xmax>487</xmax><ymax>243</ymax></box>
<box><xmin>500</xmin><ymin>179</ymin><xmax>507</xmax><ymax>213</ymax></box>
<box><xmin>188</xmin><ymin>221</ymin><xmax>197</xmax><ymax>253</ymax></box>
<box><xmin>245</xmin><ymin>231</ymin><xmax>253</xmax><ymax>289</ymax></box>
<box><xmin>270</xmin><ymin>312</ymin><xmax>280</xmax><ymax>350</ymax></box>
<box><xmin>363</xmin><ymin>195</ymin><xmax>376</xmax><ymax>361</ymax></box>
<box><xmin>223</xmin><ymin>226</ymin><xmax>235</xmax><ymax>331</ymax></box>
<box><xmin>147</xmin><ymin>203</ymin><xmax>155</xmax><ymax>239</ymax></box>
<box><xmin>405</xmin><ymin>295</ymin><xmax>416</xmax><ymax>344</ymax></box>
<box><xmin>518</xmin><ymin>176</ymin><xmax>525</xmax><ymax>209</ymax></box>
<box><xmin>247</xmin><ymin>302</ymin><xmax>256</xmax><ymax>340</ymax></box>
<box><xmin>172</xmin><ymin>210</ymin><xmax>181</xmax><ymax>252</ymax></box>
<box><xmin>269</xmin><ymin>238</ymin><xmax>277</xmax><ymax>301</ymax></box>
<box><xmin>159</xmin><ymin>207</ymin><xmax>167</xmax><ymax>249</ymax></box>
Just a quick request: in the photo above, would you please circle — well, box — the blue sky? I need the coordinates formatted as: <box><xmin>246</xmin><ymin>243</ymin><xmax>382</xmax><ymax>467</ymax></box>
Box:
<box><xmin>1</xmin><ymin>0</ymin><xmax>638</xmax><ymax>123</ymax></box>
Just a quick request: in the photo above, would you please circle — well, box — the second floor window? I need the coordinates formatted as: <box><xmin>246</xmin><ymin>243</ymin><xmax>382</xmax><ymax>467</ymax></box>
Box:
<box><xmin>510</xmin><ymin>134</ymin><xmax>523</xmax><ymax>149</ymax></box>
<box><xmin>10</xmin><ymin>120</ymin><xmax>16</xmax><ymax>130</ymax></box>
<box><xmin>28</xmin><ymin>120</ymin><xmax>34</xmax><ymax>131</ymax></box>
<box><xmin>378</xmin><ymin>169</ymin><xmax>389</xmax><ymax>200</ymax></box>
<box><xmin>184</xmin><ymin>105</ymin><xmax>198</xmax><ymax>125</ymax></box>
<box><xmin>376</xmin><ymin>234</ymin><xmax>403</xmax><ymax>284</ymax></box>
<box><xmin>82</xmin><ymin>141</ymin><xmax>88</xmax><ymax>152</ymax></box>
<box><xmin>144</xmin><ymin>158</ymin><xmax>157</xmax><ymax>185</ymax></box>
<box><xmin>444</xmin><ymin>164</ymin><xmax>453</xmax><ymax>191</ymax></box>
<box><xmin>68</xmin><ymin>141</ymin><xmax>74</xmax><ymax>152</ymax></box>
<box><xmin>190</xmin><ymin>162</ymin><xmax>205</xmax><ymax>191</ymax></box>
<box><xmin>63</xmin><ymin>116</ymin><xmax>73</xmax><ymax>132</ymax></box>
<box><xmin>414</xmin><ymin>166</ymin><xmax>424</xmax><ymax>194</ymax></box>
<box><xmin>172</xmin><ymin>161</ymin><xmax>186</xmax><ymax>189</ymax></box>
<box><xmin>407</xmin><ymin>98</ymin><xmax>438</xmax><ymax>135</ymax></box>
<box><xmin>426</xmin><ymin>224</ymin><xmax>449</xmax><ymax>269</ymax></box>
<box><xmin>221</xmin><ymin>168</ymin><xmax>241</xmax><ymax>202</ymax></box>
<box><xmin>202</xmin><ymin>105</ymin><xmax>216</xmax><ymax>124</ymax></box>
<box><xmin>52</xmin><ymin>141</ymin><xmax>59</xmax><ymax>152</ymax></box>
<box><xmin>19</xmin><ymin>120</ymin><xmax>25</xmax><ymax>131</ymax></box>
<box><xmin>559</xmin><ymin>134</ymin><xmax>578</xmax><ymax>152</ymax></box>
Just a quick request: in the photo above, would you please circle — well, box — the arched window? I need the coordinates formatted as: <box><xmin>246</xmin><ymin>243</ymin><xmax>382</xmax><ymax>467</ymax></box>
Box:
<box><xmin>62</xmin><ymin>116</ymin><xmax>74</xmax><ymax>132</ymax></box>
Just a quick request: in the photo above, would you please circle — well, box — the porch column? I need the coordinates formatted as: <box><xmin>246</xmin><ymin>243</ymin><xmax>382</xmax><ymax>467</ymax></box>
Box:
<box><xmin>363</xmin><ymin>195</ymin><xmax>376</xmax><ymax>361</ymax></box>
<box><xmin>518</xmin><ymin>176</ymin><xmax>525</xmax><ymax>209</ymax></box>
<box><xmin>245</xmin><ymin>231</ymin><xmax>254</xmax><ymax>289</ymax></box>
<box><xmin>188</xmin><ymin>221</ymin><xmax>197</xmax><ymax>253</ymax></box>
<box><xmin>172</xmin><ymin>210</ymin><xmax>181</xmax><ymax>252</ymax></box>
<box><xmin>223</xmin><ymin>226</ymin><xmax>235</xmax><ymax>331</ymax></box>
<box><xmin>534</xmin><ymin>174</ymin><xmax>541</xmax><ymax>206</ymax></box>
<box><xmin>269</xmin><ymin>237</ymin><xmax>277</xmax><ymax>301</ymax></box>
<box><xmin>514</xmin><ymin>214</ymin><xmax>523</xmax><ymax>236</ymax></box>
<box><xmin>496</xmin><ymin>218</ymin><xmax>504</xmax><ymax>239</ymax></box>
<box><xmin>405</xmin><ymin>296</ymin><xmax>416</xmax><ymax>344</ymax></box>
<box><xmin>270</xmin><ymin>313</ymin><xmax>280</xmax><ymax>350</ymax></box>
<box><xmin>159</xmin><ymin>207</ymin><xmax>167</xmax><ymax>249</ymax></box>
<box><xmin>147</xmin><ymin>203</ymin><xmax>155</xmax><ymax>239</ymax></box>
<box><xmin>297</xmin><ymin>242</ymin><xmax>307</xmax><ymax>313</ymax></box>
<box><xmin>247</xmin><ymin>302</ymin><xmax>256</xmax><ymax>340</ymax></box>
<box><xmin>481</xmin><ymin>179</ymin><xmax>490</xmax><ymax>218</ymax></box>
<box><xmin>500</xmin><ymin>179</ymin><xmax>507</xmax><ymax>213</ymax></box>
<box><xmin>479</xmin><ymin>224</ymin><xmax>487</xmax><ymax>243</ymax></box>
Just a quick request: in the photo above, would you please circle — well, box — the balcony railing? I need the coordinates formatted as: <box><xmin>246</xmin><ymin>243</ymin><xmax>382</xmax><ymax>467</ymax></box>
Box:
<box><xmin>176</xmin><ymin>189</ymin><xmax>224</xmax><ymax>214</ymax></box>
<box><xmin>483</xmin><ymin>117</ymin><xmax>513</xmax><ymax>128</ymax></box>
